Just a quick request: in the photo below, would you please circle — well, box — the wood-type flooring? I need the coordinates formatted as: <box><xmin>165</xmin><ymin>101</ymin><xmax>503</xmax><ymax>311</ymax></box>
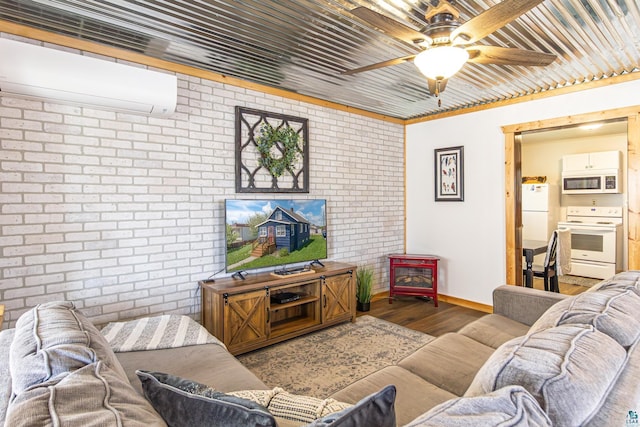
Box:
<box><xmin>363</xmin><ymin>280</ymin><xmax>588</xmax><ymax>337</ymax></box>
<box><xmin>531</xmin><ymin>277</ymin><xmax>588</xmax><ymax>296</ymax></box>
<box><xmin>361</xmin><ymin>296</ymin><xmax>485</xmax><ymax>337</ymax></box>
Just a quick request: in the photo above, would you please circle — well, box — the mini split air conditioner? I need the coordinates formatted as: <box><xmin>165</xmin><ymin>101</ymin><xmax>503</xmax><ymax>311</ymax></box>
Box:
<box><xmin>0</xmin><ymin>39</ymin><xmax>177</xmax><ymax>116</ymax></box>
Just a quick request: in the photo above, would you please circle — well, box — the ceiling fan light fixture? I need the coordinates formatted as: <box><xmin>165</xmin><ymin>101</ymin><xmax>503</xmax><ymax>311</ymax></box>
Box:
<box><xmin>414</xmin><ymin>46</ymin><xmax>469</xmax><ymax>80</ymax></box>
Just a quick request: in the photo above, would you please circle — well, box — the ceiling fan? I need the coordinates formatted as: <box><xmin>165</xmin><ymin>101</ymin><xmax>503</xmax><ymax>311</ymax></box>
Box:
<box><xmin>344</xmin><ymin>0</ymin><xmax>557</xmax><ymax>103</ymax></box>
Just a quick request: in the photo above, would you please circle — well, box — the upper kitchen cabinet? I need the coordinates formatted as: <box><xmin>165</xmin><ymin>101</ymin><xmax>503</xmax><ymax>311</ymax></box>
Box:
<box><xmin>562</xmin><ymin>151</ymin><xmax>620</xmax><ymax>171</ymax></box>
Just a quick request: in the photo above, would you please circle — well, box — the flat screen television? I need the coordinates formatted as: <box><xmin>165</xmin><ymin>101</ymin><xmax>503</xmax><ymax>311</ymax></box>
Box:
<box><xmin>225</xmin><ymin>199</ymin><xmax>327</xmax><ymax>274</ymax></box>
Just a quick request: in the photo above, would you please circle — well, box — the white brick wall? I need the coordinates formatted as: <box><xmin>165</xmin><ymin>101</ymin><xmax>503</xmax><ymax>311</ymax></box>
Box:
<box><xmin>0</xmin><ymin>36</ymin><xmax>405</xmax><ymax>328</ymax></box>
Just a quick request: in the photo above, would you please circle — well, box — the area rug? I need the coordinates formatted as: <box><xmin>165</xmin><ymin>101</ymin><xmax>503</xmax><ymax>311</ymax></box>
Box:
<box><xmin>559</xmin><ymin>275</ymin><xmax>602</xmax><ymax>287</ymax></box>
<box><xmin>236</xmin><ymin>315</ymin><xmax>435</xmax><ymax>397</ymax></box>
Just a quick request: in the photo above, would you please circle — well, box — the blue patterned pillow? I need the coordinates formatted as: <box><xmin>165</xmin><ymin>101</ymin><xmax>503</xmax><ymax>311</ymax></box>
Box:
<box><xmin>136</xmin><ymin>370</ymin><xmax>276</xmax><ymax>427</ymax></box>
<box><xmin>305</xmin><ymin>384</ymin><xmax>396</xmax><ymax>427</ymax></box>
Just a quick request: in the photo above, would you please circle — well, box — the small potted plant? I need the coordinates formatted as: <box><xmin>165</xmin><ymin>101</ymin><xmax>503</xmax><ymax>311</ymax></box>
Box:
<box><xmin>356</xmin><ymin>266</ymin><xmax>374</xmax><ymax>312</ymax></box>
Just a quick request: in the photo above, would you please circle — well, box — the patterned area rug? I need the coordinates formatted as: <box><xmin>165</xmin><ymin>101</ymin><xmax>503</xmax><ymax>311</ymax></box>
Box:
<box><xmin>237</xmin><ymin>315</ymin><xmax>434</xmax><ymax>397</ymax></box>
<box><xmin>559</xmin><ymin>275</ymin><xmax>602</xmax><ymax>287</ymax></box>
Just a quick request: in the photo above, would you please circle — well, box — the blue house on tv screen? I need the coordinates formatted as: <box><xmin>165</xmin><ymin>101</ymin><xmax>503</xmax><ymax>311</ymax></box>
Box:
<box><xmin>256</xmin><ymin>206</ymin><xmax>311</xmax><ymax>253</ymax></box>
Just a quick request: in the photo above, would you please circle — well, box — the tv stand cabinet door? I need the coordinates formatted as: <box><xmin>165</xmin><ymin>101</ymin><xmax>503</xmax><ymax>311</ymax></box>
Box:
<box><xmin>223</xmin><ymin>289</ymin><xmax>268</xmax><ymax>354</ymax></box>
<box><xmin>322</xmin><ymin>270</ymin><xmax>355</xmax><ymax>323</ymax></box>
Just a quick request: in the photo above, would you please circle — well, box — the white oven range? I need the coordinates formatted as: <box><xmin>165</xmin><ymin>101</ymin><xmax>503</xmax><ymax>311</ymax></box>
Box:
<box><xmin>557</xmin><ymin>206</ymin><xmax>623</xmax><ymax>280</ymax></box>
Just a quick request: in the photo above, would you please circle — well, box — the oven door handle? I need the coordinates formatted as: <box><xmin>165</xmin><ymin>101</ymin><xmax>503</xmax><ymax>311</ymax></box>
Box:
<box><xmin>559</xmin><ymin>226</ymin><xmax>616</xmax><ymax>235</ymax></box>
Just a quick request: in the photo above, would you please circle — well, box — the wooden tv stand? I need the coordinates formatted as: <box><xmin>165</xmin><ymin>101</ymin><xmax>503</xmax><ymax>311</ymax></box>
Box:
<box><xmin>199</xmin><ymin>261</ymin><xmax>356</xmax><ymax>355</ymax></box>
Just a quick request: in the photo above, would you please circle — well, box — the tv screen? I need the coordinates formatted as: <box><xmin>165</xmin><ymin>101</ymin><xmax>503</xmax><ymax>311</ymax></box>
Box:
<box><xmin>225</xmin><ymin>199</ymin><xmax>327</xmax><ymax>273</ymax></box>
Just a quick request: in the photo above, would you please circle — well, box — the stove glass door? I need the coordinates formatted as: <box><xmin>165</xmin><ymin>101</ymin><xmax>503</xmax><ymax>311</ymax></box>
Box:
<box><xmin>564</xmin><ymin>226</ymin><xmax>617</xmax><ymax>263</ymax></box>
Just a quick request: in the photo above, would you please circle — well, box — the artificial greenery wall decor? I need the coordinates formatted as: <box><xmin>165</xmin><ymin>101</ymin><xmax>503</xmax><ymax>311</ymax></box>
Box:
<box><xmin>255</xmin><ymin>123</ymin><xmax>301</xmax><ymax>178</ymax></box>
<box><xmin>235</xmin><ymin>107</ymin><xmax>309</xmax><ymax>193</ymax></box>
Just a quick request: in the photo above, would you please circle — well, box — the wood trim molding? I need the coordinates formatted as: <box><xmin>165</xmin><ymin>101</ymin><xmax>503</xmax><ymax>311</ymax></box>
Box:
<box><xmin>628</xmin><ymin>114</ymin><xmax>640</xmax><ymax>268</ymax></box>
<box><xmin>437</xmin><ymin>294</ymin><xmax>493</xmax><ymax>313</ymax></box>
<box><xmin>504</xmin><ymin>107</ymin><xmax>640</xmax><ymax>285</ymax></box>
<box><xmin>372</xmin><ymin>291</ymin><xmax>493</xmax><ymax>313</ymax></box>
<box><xmin>504</xmin><ymin>131</ymin><xmax>520</xmax><ymax>286</ymax></box>
<box><xmin>407</xmin><ymin>73</ymin><xmax>640</xmax><ymax>125</ymax></box>
<box><xmin>0</xmin><ymin>20</ymin><xmax>404</xmax><ymax>125</ymax></box>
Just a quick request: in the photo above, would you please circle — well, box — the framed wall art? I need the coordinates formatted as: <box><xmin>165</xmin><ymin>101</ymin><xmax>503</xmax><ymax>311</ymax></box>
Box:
<box><xmin>434</xmin><ymin>146</ymin><xmax>464</xmax><ymax>202</ymax></box>
<box><xmin>235</xmin><ymin>106</ymin><xmax>309</xmax><ymax>193</ymax></box>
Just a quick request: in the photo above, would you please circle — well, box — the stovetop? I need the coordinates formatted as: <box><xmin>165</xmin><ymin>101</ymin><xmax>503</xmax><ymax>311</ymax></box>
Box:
<box><xmin>559</xmin><ymin>206</ymin><xmax>623</xmax><ymax>227</ymax></box>
<box><xmin>565</xmin><ymin>206</ymin><xmax>623</xmax><ymax>218</ymax></box>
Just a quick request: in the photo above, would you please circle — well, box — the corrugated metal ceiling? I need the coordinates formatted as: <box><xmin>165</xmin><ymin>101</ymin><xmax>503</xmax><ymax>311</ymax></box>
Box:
<box><xmin>1</xmin><ymin>0</ymin><xmax>639</xmax><ymax>120</ymax></box>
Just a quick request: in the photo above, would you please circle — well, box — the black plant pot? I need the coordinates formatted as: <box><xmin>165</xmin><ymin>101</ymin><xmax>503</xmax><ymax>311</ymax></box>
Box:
<box><xmin>356</xmin><ymin>301</ymin><xmax>370</xmax><ymax>312</ymax></box>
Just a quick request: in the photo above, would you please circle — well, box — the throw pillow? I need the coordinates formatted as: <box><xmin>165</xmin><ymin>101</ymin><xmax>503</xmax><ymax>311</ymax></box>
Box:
<box><xmin>305</xmin><ymin>384</ymin><xmax>396</xmax><ymax>427</ymax></box>
<box><xmin>404</xmin><ymin>385</ymin><xmax>551</xmax><ymax>426</ymax></box>
<box><xmin>136</xmin><ymin>370</ymin><xmax>276</xmax><ymax>427</ymax></box>
<box><xmin>229</xmin><ymin>388</ymin><xmax>352</xmax><ymax>423</ymax></box>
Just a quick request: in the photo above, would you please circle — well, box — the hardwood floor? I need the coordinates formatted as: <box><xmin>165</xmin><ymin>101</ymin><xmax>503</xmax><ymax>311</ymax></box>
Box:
<box><xmin>361</xmin><ymin>279</ymin><xmax>591</xmax><ymax>337</ymax></box>
<box><xmin>531</xmin><ymin>277</ymin><xmax>587</xmax><ymax>296</ymax></box>
<box><xmin>359</xmin><ymin>295</ymin><xmax>486</xmax><ymax>337</ymax></box>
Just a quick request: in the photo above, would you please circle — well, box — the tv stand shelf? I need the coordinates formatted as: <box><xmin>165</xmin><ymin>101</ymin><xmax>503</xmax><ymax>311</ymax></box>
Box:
<box><xmin>271</xmin><ymin>295</ymin><xmax>319</xmax><ymax>310</ymax></box>
<box><xmin>270</xmin><ymin>268</ymin><xmax>316</xmax><ymax>279</ymax></box>
<box><xmin>199</xmin><ymin>261</ymin><xmax>356</xmax><ymax>355</ymax></box>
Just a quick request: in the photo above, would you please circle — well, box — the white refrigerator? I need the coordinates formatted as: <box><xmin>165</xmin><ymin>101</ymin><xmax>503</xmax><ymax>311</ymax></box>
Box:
<box><xmin>522</xmin><ymin>183</ymin><xmax>559</xmax><ymax>265</ymax></box>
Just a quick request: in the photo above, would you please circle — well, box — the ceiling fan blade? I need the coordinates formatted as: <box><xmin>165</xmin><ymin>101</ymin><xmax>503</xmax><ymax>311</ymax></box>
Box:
<box><xmin>451</xmin><ymin>0</ymin><xmax>545</xmax><ymax>45</ymax></box>
<box><xmin>350</xmin><ymin>6</ymin><xmax>430</xmax><ymax>45</ymax></box>
<box><xmin>466</xmin><ymin>45</ymin><xmax>556</xmax><ymax>66</ymax></box>
<box><xmin>342</xmin><ymin>55</ymin><xmax>416</xmax><ymax>75</ymax></box>
<box><xmin>427</xmin><ymin>78</ymin><xmax>448</xmax><ymax>96</ymax></box>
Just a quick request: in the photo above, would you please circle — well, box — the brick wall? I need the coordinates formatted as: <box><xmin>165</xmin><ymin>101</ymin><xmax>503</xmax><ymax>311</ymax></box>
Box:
<box><xmin>0</xmin><ymin>37</ymin><xmax>405</xmax><ymax>328</ymax></box>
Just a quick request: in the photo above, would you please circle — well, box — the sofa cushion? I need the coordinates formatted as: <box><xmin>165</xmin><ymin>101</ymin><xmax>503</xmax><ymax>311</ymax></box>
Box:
<box><xmin>306</xmin><ymin>384</ymin><xmax>396</xmax><ymax>427</ymax></box>
<box><xmin>5</xmin><ymin>362</ymin><xmax>165</xmax><ymax>427</ymax></box>
<box><xmin>116</xmin><ymin>343</ymin><xmax>267</xmax><ymax>396</ymax></box>
<box><xmin>457</xmin><ymin>314</ymin><xmax>529</xmax><ymax>349</ymax></box>
<box><xmin>584</xmin><ymin>338</ymin><xmax>640</xmax><ymax>427</ymax></box>
<box><xmin>404</xmin><ymin>385</ymin><xmax>551</xmax><ymax>427</ymax></box>
<box><xmin>529</xmin><ymin>287</ymin><xmax>640</xmax><ymax>347</ymax></box>
<box><xmin>9</xmin><ymin>301</ymin><xmax>126</xmax><ymax>394</ymax></box>
<box><xmin>331</xmin><ymin>366</ymin><xmax>456</xmax><ymax>426</ymax></box>
<box><xmin>398</xmin><ymin>333</ymin><xmax>495</xmax><ymax>396</ymax></box>
<box><xmin>466</xmin><ymin>324</ymin><xmax>627</xmax><ymax>426</ymax></box>
<box><xmin>0</xmin><ymin>329</ymin><xmax>15</xmax><ymax>427</ymax></box>
<box><xmin>136</xmin><ymin>370</ymin><xmax>276</xmax><ymax>427</ymax></box>
<box><xmin>492</xmin><ymin>285</ymin><xmax>567</xmax><ymax>326</ymax></box>
<box><xmin>589</xmin><ymin>270</ymin><xmax>640</xmax><ymax>294</ymax></box>
<box><xmin>229</xmin><ymin>388</ymin><xmax>352</xmax><ymax>423</ymax></box>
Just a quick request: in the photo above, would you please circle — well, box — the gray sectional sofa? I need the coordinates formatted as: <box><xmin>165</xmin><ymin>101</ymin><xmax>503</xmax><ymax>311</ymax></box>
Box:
<box><xmin>2</xmin><ymin>270</ymin><xmax>640</xmax><ymax>426</ymax></box>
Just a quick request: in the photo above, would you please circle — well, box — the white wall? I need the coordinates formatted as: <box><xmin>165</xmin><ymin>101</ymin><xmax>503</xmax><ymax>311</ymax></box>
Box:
<box><xmin>0</xmin><ymin>35</ymin><xmax>405</xmax><ymax>328</ymax></box>
<box><xmin>406</xmin><ymin>79</ymin><xmax>640</xmax><ymax>305</ymax></box>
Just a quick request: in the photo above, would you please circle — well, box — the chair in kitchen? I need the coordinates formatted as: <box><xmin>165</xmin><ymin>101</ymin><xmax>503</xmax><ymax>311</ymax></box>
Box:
<box><xmin>528</xmin><ymin>230</ymin><xmax>560</xmax><ymax>292</ymax></box>
<box><xmin>528</xmin><ymin>229</ymin><xmax>572</xmax><ymax>293</ymax></box>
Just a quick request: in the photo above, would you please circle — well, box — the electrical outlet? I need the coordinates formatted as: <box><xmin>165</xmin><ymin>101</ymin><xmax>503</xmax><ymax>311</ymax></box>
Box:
<box><xmin>592</xmin><ymin>199</ymin><xmax>596</xmax><ymax>206</ymax></box>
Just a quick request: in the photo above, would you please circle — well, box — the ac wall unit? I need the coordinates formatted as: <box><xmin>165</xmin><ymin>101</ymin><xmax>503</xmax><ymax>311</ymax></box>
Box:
<box><xmin>0</xmin><ymin>38</ymin><xmax>177</xmax><ymax>116</ymax></box>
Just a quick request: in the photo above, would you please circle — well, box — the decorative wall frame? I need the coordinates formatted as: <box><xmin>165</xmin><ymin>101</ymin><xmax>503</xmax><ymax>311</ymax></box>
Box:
<box><xmin>434</xmin><ymin>146</ymin><xmax>464</xmax><ymax>202</ymax></box>
<box><xmin>235</xmin><ymin>107</ymin><xmax>309</xmax><ymax>193</ymax></box>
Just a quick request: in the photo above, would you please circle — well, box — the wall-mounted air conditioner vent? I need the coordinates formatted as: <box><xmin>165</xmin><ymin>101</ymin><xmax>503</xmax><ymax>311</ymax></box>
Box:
<box><xmin>0</xmin><ymin>38</ymin><xmax>177</xmax><ymax>116</ymax></box>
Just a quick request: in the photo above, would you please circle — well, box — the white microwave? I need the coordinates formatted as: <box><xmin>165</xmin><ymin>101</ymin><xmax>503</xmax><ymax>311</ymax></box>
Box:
<box><xmin>562</xmin><ymin>170</ymin><xmax>620</xmax><ymax>194</ymax></box>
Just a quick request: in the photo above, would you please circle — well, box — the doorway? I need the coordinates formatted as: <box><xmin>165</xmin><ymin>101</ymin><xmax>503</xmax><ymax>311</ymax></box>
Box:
<box><xmin>502</xmin><ymin>107</ymin><xmax>640</xmax><ymax>287</ymax></box>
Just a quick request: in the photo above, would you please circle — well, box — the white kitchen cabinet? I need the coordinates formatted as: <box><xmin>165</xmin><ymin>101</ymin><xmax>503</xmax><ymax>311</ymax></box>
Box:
<box><xmin>562</xmin><ymin>150</ymin><xmax>620</xmax><ymax>171</ymax></box>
